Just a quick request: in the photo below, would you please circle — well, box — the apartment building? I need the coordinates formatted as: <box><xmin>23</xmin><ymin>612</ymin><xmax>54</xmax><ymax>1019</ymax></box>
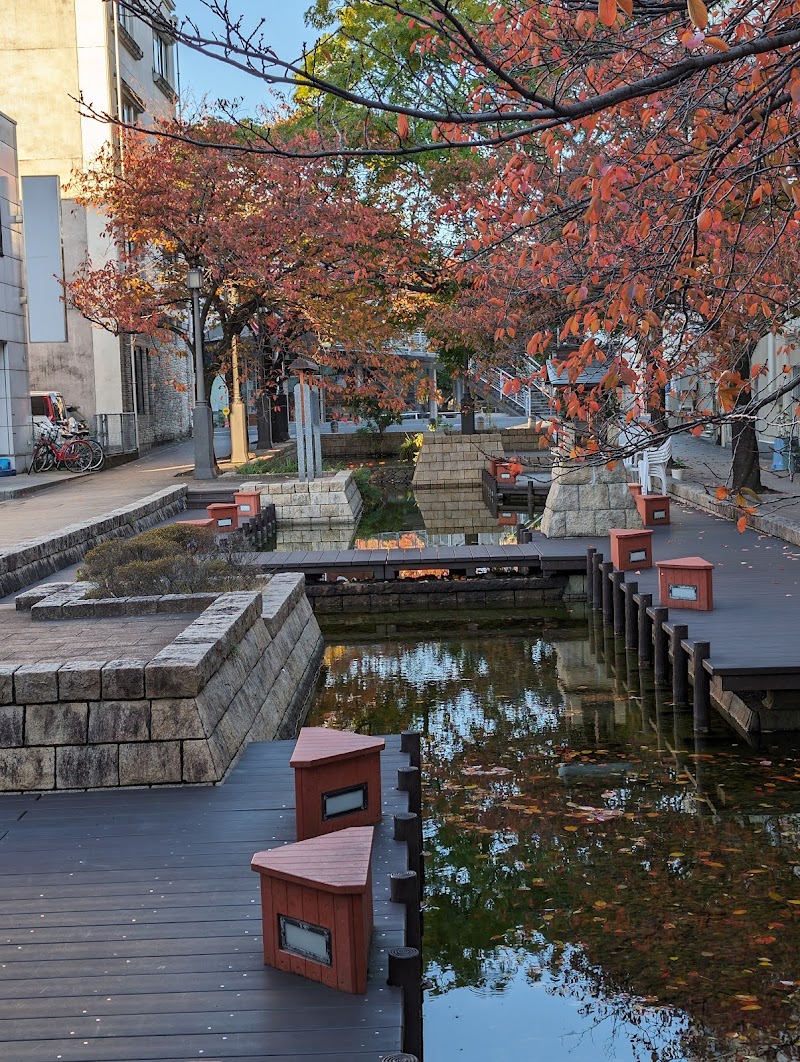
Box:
<box><xmin>0</xmin><ymin>0</ymin><xmax>192</xmax><ymax>453</ymax></box>
<box><xmin>0</xmin><ymin>111</ymin><xmax>32</xmax><ymax>472</ymax></box>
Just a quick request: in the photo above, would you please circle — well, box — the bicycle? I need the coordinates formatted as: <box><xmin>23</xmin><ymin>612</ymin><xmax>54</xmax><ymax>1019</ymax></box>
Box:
<box><xmin>57</xmin><ymin>421</ymin><xmax>106</xmax><ymax>471</ymax></box>
<box><xmin>30</xmin><ymin>422</ymin><xmax>94</xmax><ymax>474</ymax></box>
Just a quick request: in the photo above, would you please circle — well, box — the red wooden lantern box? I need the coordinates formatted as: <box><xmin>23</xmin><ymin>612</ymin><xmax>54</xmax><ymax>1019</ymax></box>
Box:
<box><xmin>291</xmin><ymin>727</ymin><xmax>385</xmax><ymax>841</ymax></box>
<box><xmin>205</xmin><ymin>502</ymin><xmax>239</xmax><ymax>533</ymax></box>
<box><xmin>656</xmin><ymin>556</ymin><xmax>714</xmax><ymax>610</ymax></box>
<box><xmin>497</xmin><ymin>510</ymin><xmax>517</xmax><ymax>527</ymax></box>
<box><xmin>609</xmin><ymin>528</ymin><xmax>653</xmax><ymax>572</ymax></box>
<box><xmin>494</xmin><ymin>460</ymin><xmax>521</xmax><ymax>483</ymax></box>
<box><xmin>636</xmin><ymin>493</ymin><xmax>671</xmax><ymax>527</ymax></box>
<box><xmin>175</xmin><ymin>518</ymin><xmax>215</xmax><ymax>529</ymax></box>
<box><xmin>234</xmin><ymin>489</ymin><xmax>261</xmax><ymax>517</ymax></box>
<box><xmin>251</xmin><ymin>826</ymin><xmax>374</xmax><ymax>994</ymax></box>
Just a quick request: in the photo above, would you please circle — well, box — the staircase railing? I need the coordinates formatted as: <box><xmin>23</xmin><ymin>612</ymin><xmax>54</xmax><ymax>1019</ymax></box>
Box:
<box><xmin>477</xmin><ymin>363</ymin><xmax>552</xmax><ymax>420</ymax></box>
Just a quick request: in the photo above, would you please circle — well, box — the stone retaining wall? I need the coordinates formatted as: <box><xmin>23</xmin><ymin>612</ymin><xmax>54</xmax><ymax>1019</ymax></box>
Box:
<box><xmin>412</xmin><ymin>433</ymin><xmax>505</xmax><ymax>489</ymax></box>
<box><xmin>0</xmin><ymin>486</ymin><xmax>188</xmax><ymax>598</ymax></box>
<box><xmin>0</xmin><ymin>575</ymin><xmax>324</xmax><ymax>792</ymax></box>
<box><xmin>243</xmin><ymin>470</ymin><xmax>363</xmax><ymax>527</ymax></box>
<box><xmin>307</xmin><ymin>573</ymin><xmax>583</xmax><ymax>614</ymax></box>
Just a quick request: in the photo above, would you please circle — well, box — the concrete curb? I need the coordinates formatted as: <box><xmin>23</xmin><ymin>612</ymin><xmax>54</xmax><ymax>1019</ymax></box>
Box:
<box><xmin>0</xmin><ymin>486</ymin><xmax>188</xmax><ymax>598</ymax></box>
<box><xmin>670</xmin><ymin>481</ymin><xmax>800</xmax><ymax>548</ymax></box>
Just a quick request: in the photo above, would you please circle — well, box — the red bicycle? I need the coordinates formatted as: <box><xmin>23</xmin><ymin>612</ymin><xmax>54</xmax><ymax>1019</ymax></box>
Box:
<box><xmin>30</xmin><ymin>422</ymin><xmax>93</xmax><ymax>474</ymax></box>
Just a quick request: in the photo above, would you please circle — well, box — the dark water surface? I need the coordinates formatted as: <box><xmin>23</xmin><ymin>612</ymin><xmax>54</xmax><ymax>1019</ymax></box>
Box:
<box><xmin>306</xmin><ymin>610</ymin><xmax>800</xmax><ymax>1062</ymax></box>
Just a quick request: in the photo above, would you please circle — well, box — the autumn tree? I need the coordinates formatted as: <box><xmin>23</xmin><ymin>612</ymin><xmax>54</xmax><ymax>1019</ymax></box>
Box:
<box><xmin>66</xmin><ymin>119</ymin><xmax>433</xmax><ymax>430</ymax></box>
<box><xmin>109</xmin><ymin>1</ymin><xmax>800</xmax><ymax>489</ymax></box>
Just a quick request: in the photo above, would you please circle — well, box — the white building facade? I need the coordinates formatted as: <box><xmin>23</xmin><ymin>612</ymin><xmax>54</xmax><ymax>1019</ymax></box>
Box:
<box><xmin>0</xmin><ymin>0</ymin><xmax>192</xmax><ymax>453</ymax></box>
<box><xmin>0</xmin><ymin>112</ymin><xmax>32</xmax><ymax>472</ymax></box>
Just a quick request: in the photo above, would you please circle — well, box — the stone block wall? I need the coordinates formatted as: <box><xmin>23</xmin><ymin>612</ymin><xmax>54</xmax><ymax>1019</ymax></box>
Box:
<box><xmin>0</xmin><ymin>575</ymin><xmax>324</xmax><ymax>792</ymax></box>
<box><xmin>321</xmin><ymin>433</ymin><xmax>408</xmax><ymax>459</ymax></box>
<box><xmin>412</xmin><ymin>433</ymin><xmax>505</xmax><ymax>489</ymax></box>
<box><xmin>0</xmin><ymin>486</ymin><xmax>188</xmax><ymax>597</ymax></box>
<box><xmin>541</xmin><ymin>460</ymin><xmax>642</xmax><ymax>537</ymax></box>
<box><xmin>243</xmin><ymin>470</ymin><xmax>363</xmax><ymax>527</ymax></box>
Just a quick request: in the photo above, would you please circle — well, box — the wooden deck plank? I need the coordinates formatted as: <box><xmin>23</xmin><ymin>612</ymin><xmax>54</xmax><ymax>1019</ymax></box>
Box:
<box><xmin>0</xmin><ymin>737</ymin><xmax>408</xmax><ymax>1061</ymax></box>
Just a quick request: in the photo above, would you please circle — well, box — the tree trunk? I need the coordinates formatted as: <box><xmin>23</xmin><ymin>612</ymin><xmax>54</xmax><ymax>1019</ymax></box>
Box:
<box><xmin>256</xmin><ymin>393</ymin><xmax>272</xmax><ymax>450</ymax></box>
<box><xmin>730</xmin><ymin>347</ymin><xmax>763</xmax><ymax>492</ymax></box>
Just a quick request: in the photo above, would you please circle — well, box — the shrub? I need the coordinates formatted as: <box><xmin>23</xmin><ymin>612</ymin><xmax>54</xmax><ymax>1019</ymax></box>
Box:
<box><xmin>352</xmin><ymin>466</ymin><xmax>383</xmax><ymax>514</ymax></box>
<box><xmin>398</xmin><ymin>432</ymin><xmax>424</xmax><ymax>463</ymax></box>
<box><xmin>77</xmin><ymin>523</ymin><xmax>260</xmax><ymax>597</ymax></box>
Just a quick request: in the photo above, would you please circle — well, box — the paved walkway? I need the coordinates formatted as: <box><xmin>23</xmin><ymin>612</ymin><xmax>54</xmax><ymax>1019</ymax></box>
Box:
<box><xmin>0</xmin><ymin>609</ymin><xmax>192</xmax><ymax>665</ymax></box>
<box><xmin>671</xmin><ymin>433</ymin><xmax>800</xmax><ymax>534</ymax></box>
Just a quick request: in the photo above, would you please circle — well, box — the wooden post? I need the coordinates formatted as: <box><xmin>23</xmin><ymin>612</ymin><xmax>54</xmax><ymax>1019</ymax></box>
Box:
<box><xmin>400</xmin><ymin>731</ymin><xmax>422</xmax><ymax>770</ymax></box>
<box><xmin>388</xmin><ymin>947</ymin><xmax>424</xmax><ymax>1062</ymax></box>
<box><xmin>692</xmin><ymin>641</ymin><xmax>711</xmax><ymax>732</ymax></box>
<box><xmin>397</xmin><ymin>766</ymin><xmax>422</xmax><ymax>818</ymax></box>
<box><xmin>592</xmin><ymin>552</ymin><xmax>604</xmax><ymax>611</ymax></box>
<box><xmin>623</xmin><ymin>581</ymin><xmax>638</xmax><ymax>650</ymax></box>
<box><xmin>611</xmin><ymin>571</ymin><xmax>625</xmax><ymax>635</ymax></box>
<box><xmin>394</xmin><ymin>811</ymin><xmax>423</xmax><ymax>886</ymax></box>
<box><xmin>637</xmin><ymin>593</ymin><xmax>653</xmax><ymax>665</ymax></box>
<box><xmin>586</xmin><ymin>547</ymin><xmax>596</xmax><ymax>605</ymax></box>
<box><xmin>653</xmin><ymin>607</ymin><xmax>669</xmax><ymax>686</ymax></box>
<box><xmin>672</xmin><ymin>624</ymin><xmax>690</xmax><ymax>706</ymax></box>
<box><xmin>601</xmin><ymin>561</ymin><xmax>613</xmax><ymax>624</ymax></box>
<box><xmin>390</xmin><ymin>870</ymin><xmax>422</xmax><ymax>953</ymax></box>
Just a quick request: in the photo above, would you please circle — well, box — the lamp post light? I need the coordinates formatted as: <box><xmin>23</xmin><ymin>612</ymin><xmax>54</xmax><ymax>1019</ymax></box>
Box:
<box><xmin>187</xmin><ymin>268</ymin><xmax>218</xmax><ymax>480</ymax></box>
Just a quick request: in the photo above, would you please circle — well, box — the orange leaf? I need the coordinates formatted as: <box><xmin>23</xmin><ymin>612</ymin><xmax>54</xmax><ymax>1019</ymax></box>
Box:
<box><xmin>687</xmin><ymin>0</ymin><xmax>709</xmax><ymax>29</ymax></box>
<box><xmin>706</xmin><ymin>35</ymin><xmax>730</xmax><ymax>51</ymax></box>
<box><xmin>697</xmin><ymin>208</ymin><xmax>713</xmax><ymax>232</ymax></box>
<box><xmin>397</xmin><ymin>114</ymin><xmax>410</xmax><ymax>139</ymax></box>
<box><xmin>690</xmin><ymin>425</ymin><xmax>703</xmax><ymax>436</ymax></box>
<box><xmin>598</xmin><ymin>0</ymin><xmax>617</xmax><ymax>26</ymax></box>
<box><xmin>715</xmin><ymin>486</ymin><xmax>729</xmax><ymax>501</ymax></box>
<box><xmin>617</xmin><ymin>0</ymin><xmax>633</xmax><ymax>14</ymax></box>
<box><xmin>736</xmin><ymin>516</ymin><xmax>747</xmax><ymax>533</ymax></box>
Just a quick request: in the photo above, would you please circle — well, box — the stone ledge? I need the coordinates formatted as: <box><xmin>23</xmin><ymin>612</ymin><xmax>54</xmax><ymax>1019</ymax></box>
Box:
<box><xmin>0</xmin><ymin>487</ymin><xmax>187</xmax><ymax>598</ymax></box>
<box><xmin>670</xmin><ymin>481</ymin><xmax>800</xmax><ymax>548</ymax></box>
<box><xmin>0</xmin><ymin>580</ymin><xmax>325</xmax><ymax>791</ymax></box>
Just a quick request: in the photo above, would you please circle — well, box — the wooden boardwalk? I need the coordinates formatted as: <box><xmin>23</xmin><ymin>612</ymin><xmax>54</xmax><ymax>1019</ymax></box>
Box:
<box><xmin>0</xmin><ymin>738</ymin><xmax>411</xmax><ymax>1061</ymax></box>
<box><xmin>621</xmin><ymin>505</ymin><xmax>800</xmax><ymax>690</ymax></box>
<box><xmin>253</xmin><ymin>540</ymin><xmax>589</xmax><ymax>580</ymax></box>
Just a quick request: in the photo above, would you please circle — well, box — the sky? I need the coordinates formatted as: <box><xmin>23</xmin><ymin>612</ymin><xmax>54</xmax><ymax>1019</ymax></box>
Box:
<box><xmin>176</xmin><ymin>1</ymin><xmax>317</xmax><ymax>115</ymax></box>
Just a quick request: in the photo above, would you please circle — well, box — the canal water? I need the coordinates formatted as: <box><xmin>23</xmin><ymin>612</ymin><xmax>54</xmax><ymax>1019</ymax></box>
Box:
<box><xmin>306</xmin><ymin>609</ymin><xmax>800</xmax><ymax>1062</ymax></box>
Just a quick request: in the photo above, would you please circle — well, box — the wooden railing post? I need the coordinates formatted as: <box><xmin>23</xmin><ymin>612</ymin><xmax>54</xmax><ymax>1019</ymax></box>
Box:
<box><xmin>601</xmin><ymin>561</ymin><xmax>614</xmax><ymax>625</ymax></box>
<box><xmin>388</xmin><ymin>947</ymin><xmax>424</xmax><ymax>1062</ymax></box>
<box><xmin>390</xmin><ymin>870</ymin><xmax>422</xmax><ymax>953</ymax></box>
<box><xmin>611</xmin><ymin>571</ymin><xmax>625</xmax><ymax>635</ymax></box>
<box><xmin>400</xmin><ymin>731</ymin><xmax>422</xmax><ymax>770</ymax></box>
<box><xmin>637</xmin><ymin>593</ymin><xmax>653</xmax><ymax>665</ymax></box>
<box><xmin>653</xmin><ymin>607</ymin><xmax>669</xmax><ymax>686</ymax></box>
<box><xmin>692</xmin><ymin>641</ymin><xmax>711</xmax><ymax>731</ymax></box>
<box><xmin>586</xmin><ymin>547</ymin><xmax>596</xmax><ymax>605</ymax></box>
<box><xmin>591</xmin><ymin>552</ymin><xmax>603</xmax><ymax>610</ymax></box>
<box><xmin>623</xmin><ymin>581</ymin><xmax>638</xmax><ymax>650</ymax></box>
<box><xmin>394</xmin><ymin>811</ymin><xmax>423</xmax><ymax>886</ymax></box>
<box><xmin>672</xmin><ymin>625</ymin><xmax>690</xmax><ymax>706</ymax></box>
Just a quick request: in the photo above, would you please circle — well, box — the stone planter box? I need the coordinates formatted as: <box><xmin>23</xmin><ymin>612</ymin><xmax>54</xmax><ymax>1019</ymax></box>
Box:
<box><xmin>2</xmin><ymin>575</ymin><xmax>324</xmax><ymax>791</ymax></box>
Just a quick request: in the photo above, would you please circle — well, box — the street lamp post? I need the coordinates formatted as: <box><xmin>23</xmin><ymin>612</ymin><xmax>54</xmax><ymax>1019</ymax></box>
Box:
<box><xmin>187</xmin><ymin>268</ymin><xmax>218</xmax><ymax>480</ymax></box>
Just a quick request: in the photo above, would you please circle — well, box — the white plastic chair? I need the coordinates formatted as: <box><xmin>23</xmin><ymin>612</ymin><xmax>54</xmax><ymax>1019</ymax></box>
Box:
<box><xmin>617</xmin><ymin>423</ymin><xmax>650</xmax><ymax>482</ymax></box>
<box><xmin>637</xmin><ymin>438</ymin><xmax>672</xmax><ymax>495</ymax></box>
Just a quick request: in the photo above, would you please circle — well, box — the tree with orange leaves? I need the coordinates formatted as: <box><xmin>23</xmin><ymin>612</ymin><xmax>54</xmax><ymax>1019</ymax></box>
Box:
<box><xmin>66</xmin><ymin>119</ymin><xmax>432</xmax><ymax>422</ymax></box>
<box><xmin>111</xmin><ymin>0</ymin><xmax>800</xmax><ymax>489</ymax></box>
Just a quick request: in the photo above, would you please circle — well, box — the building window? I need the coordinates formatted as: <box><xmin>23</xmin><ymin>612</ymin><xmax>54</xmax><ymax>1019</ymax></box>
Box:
<box><xmin>121</xmin><ymin>98</ymin><xmax>139</xmax><ymax>126</ymax></box>
<box><xmin>118</xmin><ymin>3</ymin><xmax>135</xmax><ymax>34</ymax></box>
<box><xmin>153</xmin><ymin>34</ymin><xmax>170</xmax><ymax>80</ymax></box>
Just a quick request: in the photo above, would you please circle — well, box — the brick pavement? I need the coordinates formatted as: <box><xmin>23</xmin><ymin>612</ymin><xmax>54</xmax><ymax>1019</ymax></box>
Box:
<box><xmin>0</xmin><ymin>607</ymin><xmax>192</xmax><ymax>664</ymax></box>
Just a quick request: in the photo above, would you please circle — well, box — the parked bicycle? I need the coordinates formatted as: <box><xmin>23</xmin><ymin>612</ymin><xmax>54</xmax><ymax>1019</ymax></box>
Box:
<box><xmin>58</xmin><ymin>418</ymin><xmax>106</xmax><ymax>471</ymax></box>
<box><xmin>29</xmin><ymin>422</ymin><xmax>94</xmax><ymax>474</ymax></box>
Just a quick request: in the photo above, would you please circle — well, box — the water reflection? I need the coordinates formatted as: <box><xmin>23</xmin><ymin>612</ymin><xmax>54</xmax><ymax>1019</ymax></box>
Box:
<box><xmin>308</xmin><ymin>620</ymin><xmax>800</xmax><ymax>1062</ymax></box>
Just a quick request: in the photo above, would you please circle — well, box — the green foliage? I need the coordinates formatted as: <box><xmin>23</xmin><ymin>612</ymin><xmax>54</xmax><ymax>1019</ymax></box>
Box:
<box><xmin>351</xmin><ymin>465</ymin><xmax>383</xmax><ymax>514</ymax></box>
<box><xmin>399</xmin><ymin>431</ymin><xmax>424</xmax><ymax>463</ymax></box>
<box><xmin>236</xmin><ymin>455</ymin><xmax>300</xmax><ymax>475</ymax></box>
<box><xmin>77</xmin><ymin>523</ymin><xmax>259</xmax><ymax>598</ymax></box>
